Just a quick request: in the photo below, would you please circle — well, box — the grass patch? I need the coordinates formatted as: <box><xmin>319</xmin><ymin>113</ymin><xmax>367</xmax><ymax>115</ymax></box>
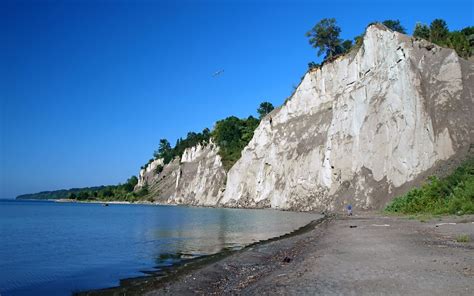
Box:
<box><xmin>456</xmin><ymin>234</ymin><xmax>471</xmax><ymax>243</ymax></box>
<box><xmin>385</xmin><ymin>158</ymin><xmax>474</xmax><ymax>215</ymax></box>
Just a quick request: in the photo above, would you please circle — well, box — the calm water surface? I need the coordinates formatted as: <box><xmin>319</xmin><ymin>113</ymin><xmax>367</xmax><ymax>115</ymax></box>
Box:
<box><xmin>0</xmin><ymin>200</ymin><xmax>319</xmax><ymax>295</ymax></box>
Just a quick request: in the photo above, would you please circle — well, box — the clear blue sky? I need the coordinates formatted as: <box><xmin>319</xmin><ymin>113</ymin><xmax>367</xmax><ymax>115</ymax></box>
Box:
<box><xmin>1</xmin><ymin>0</ymin><xmax>472</xmax><ymax>198</ymax></box>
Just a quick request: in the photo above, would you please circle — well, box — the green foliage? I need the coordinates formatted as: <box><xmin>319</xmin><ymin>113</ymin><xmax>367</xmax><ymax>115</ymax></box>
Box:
<box><xmin>122</xmin><ymin>176</ymin><xmax>138</xmax><ymax>192</ymax></box>
<box><xmin>257</xmin><ymin>102</ymin><xmax>275</xmax><ymax>119</ymax></box>
<box><xmin>461</xmin><ymin>26</ymin><xmax>474</xmax><ymax>36</ymax></box>
<box><xmin>212</xmin><ymin>115</ymin><xmax>259</xmax><ymax>170</ymax></box>
<box><xmin>135</xmin><ymin>183</ymin><xmax>149</xmax><ymax>197</ymax></box>
<box><xmin>17</xmin><ymin>175</ymin><xmax>144</xmax><ymax>202</ymax></box>
<box><xmin>144</xmin><ymin>128</ymin><xmax>212</xmax><ymax>169</ymax></box>
<box><xmin>154</xmin><ymin>139</ymin><xmax>173</xmax><ymax>163</ymax></box>
<box><xmin>354</xmin><ymin>34</ymin><xmax>364</xmax><ymax>48</ymax></box>
<box><xmin>306</xmin><ymin>18</ymin><xmax>343</xmax><ymax>59</ymax></box>
<box><xmin>308</xmin><ymin>61</ymin><xmax>320</xmax><ymax>70</ymax></box>
<box><xmin>305</xmin><ymin>18</ymin><xmax>472</xmax><ymax>71</ymax></box>
<box><xmin>154</xmin><ymin>164</ymin><xmax>164</xmax><ymax>175</ymax></box>
<box><xmin>412</xmin><ymin>19</ymin><xmax>473</xmax><ymax>58</ymax></box>
<box><xmin>430</xmin><ymin>19</ymin><xmax>449</xmax><ymax>44</ymax></box>
<box><xmin>143</xmin><ymin>105</ymin><xmax>261</xmax><ymax>172</ymax></box>
<box><xmin>341</xmin><ymin>39</ymin><xmax>353</xmax><ymax>52</ymax></box>
<box><xmin>446</xmin><ymin>31</ymin><xmax>471</xmax><ymax>59</ymax></box>
<box><xmin>456</xmin><ymin>234</ymin><xmax>471</xmax><ymax>243</ymax></box>
<box><xmin>385</xmin><ymin>158</ymin><xmax>474</xmax><ymax>215</ymax></box>
<box><xmin>413</xmin><ymin>22</ymin><xmax>430</xmax><ymax>40</ymax></box>
<box><xmin>382</xmin><ymin>19</ymin><xmax>406</xmax><ymax>34</ymax></box>
<box><xmin>173</xmin><ymin>129</ymin><xmax>211</xmax><ymax>162</ymax></box>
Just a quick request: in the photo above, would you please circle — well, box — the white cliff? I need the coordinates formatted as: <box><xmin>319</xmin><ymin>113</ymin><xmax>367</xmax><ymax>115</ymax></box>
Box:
<box><xmin>136</xmin><ymin>141</ymin><xmax>226</xmax><ymax>206</ymax></box>
<box><xmin>136</xmin><ymin>24</ymin><xmax>473</xmax><ymax>212</ymax></box>
<box><xmin>137</xmin><ymin>158</ymin><xmax>164</xmax><ymax>188</ymax></box>
<box><xmin>220</xmin><ymin>24</ymin><xmax>473</xmax><ymax>211</ymax></box>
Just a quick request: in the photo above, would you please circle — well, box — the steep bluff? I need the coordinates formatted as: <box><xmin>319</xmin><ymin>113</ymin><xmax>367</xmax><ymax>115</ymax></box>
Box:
<box><xmin>221</xmin><ymin>24</ymin><xmax>474</xmax><ymax>211</ymax></box>
<box><xmin>136</xmin><ymin>141</ymin><xmax>226</xmax><ymax>206</ymax></box>
<box><xmin>137</xmin><ymin>24</ymin><xmax>473</xmax><ymax>211</ymax></box>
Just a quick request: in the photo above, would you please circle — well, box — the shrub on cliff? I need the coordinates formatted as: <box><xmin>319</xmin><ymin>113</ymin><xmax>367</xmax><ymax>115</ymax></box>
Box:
<box><xmin>385</xmin><ymin>158</ymin><xmax>474</xmax><ymax>215</ymax></box>
<box><xmin>382</xmin><ymin>19</ymin><xmax>406</xmax><ymax>34</ymax></box>
<box><xmin>212</xmin><ymin>115</ymin><xmax>259</xmax><ymax>171</ymax></box>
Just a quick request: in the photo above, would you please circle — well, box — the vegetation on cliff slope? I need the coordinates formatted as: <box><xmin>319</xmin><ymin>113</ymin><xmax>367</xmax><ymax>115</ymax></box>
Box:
<box><xmin>143</xmin><ymin>101</ymin><xmax>274</xmax><ymax>172</ymax></box>
<box><xmin>212</xmin><ymin>115</ymin><xmax>260</xmax><ymax>171</ymax></box>
<box><xmin>385</xmin><ymin>158</ymin><xmax>474</xmax><ymax>215</ymax></box>
<box><xmin>149</xmin><ymin>128</ymin><xmax>212</xmax><ymax>167</ymax></box>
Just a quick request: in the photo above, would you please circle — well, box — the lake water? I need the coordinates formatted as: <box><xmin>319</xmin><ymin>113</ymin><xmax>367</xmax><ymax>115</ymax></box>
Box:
<box><xmin>0</xmin><ymin>200</ymin><xmax>319</xmax><ymax>295</ymax></box>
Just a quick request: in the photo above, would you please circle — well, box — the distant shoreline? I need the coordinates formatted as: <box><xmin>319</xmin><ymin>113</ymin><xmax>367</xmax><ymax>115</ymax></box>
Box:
<box><xmin>12</xmin><ymin>198</ymin><xmax>162</xmax><ymax>206</ymax></box>
<box><xmin>54</xmin><ymin>199</ymin><xmax>132</xmax><ymax>205</ymax></box>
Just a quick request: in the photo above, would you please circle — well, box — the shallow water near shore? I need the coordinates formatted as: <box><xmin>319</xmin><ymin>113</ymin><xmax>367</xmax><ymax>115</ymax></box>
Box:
<box><xmin>0</xmin><ymin>199</ymin><xmax>320</xmax><ymax>295</ymax></box>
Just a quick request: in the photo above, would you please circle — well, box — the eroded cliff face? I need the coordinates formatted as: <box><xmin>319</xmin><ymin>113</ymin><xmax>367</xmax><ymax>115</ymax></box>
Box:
<box><xmin>136</xmin><ymin>24</ymin><xmax>473</xmax><ymax>211</ymax></box>
<box><xmin>220</xmin><ymin>25</ymin><xmax>474</xmax><ymax>211</ymax></box>
<box><xmin>135</xmin><ymin>141</ymin><xmax>226</xmax><ymax>206</ymax></box>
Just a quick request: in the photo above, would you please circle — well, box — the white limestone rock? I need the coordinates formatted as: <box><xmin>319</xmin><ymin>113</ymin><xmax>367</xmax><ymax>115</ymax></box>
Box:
<box><xmin>220</xmin><ymin>24</ymin><xmax>473</xmax><ymax>211</ymax></box>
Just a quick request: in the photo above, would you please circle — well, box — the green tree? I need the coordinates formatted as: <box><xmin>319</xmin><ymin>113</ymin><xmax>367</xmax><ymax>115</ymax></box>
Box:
<box><xmin>257</xmin><ymin>102</ymin><xmax>274</xmax><ymax>119</ymax></box>
<box><xmin>136</xmin><ymin>183</ymin><xmax>149</xmax><ymax>197</ymax></box>
<box><xmin>154</xmin><ymin>139</ymin><xmax>173</xmax><ymax>163</ymax></box>
<box><xmin>341</xmin><ymin>40</ymin><xmax>353</xmax><ymax>52</ymax></box>
<box><xmin>413</xmin><ymin>22</ymin><xmax>430</xmax><ymax>40</ymax></box>
<box><xmin>354</xmin><ymin>34</ymin><xmax>364</xmax><ymax>48</ymax></box>
<box><xmin>461</xmin><ymin>26</ymin><xmax>474</xmax><ymax>57</ymax></box>
<box><xmin>430</xmin><ymin>19</ymin><xmax>449</xmax><ymax>44</ymax></box>
<box><xmin>447</xmin><ymin>31</ymin><xmax>470</xmax><ymax>58</ymax></box>
<box><xmin>123</xmin><ymin>176</ymin><xmax>138</xmax><ymax>192</ymax></box>
<box><xmin>212</xmin><ymin>115</ymin><xmax>260</xmax><ymax>170</ymax></box>
<box><xmin>382</xmin><ymin>19</ymin><xmax>406</xmax><ymax>34</ymax></box>
<box><xmin>308</xmin><ymin>61</ymin><xmax>320</xmax><ymax>70</ymax></box>
<box><xmin>306</xmin><ymin>18</ymin><xmax>343</xmax><ymax>59</ymax></box>
<box><xmin>241</xmin><ymin>116</ymin><xmax>259</xmax><ymax>143</ymax></box>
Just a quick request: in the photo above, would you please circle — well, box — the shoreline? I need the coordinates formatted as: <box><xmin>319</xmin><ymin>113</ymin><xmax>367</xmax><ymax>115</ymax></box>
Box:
<box><xmin>77</xmin><ymin>215</ymin><xmax>330</xmax><ymax>296</ymax></box>
<box><xmin>81</xmin><ymin>213</ymin><xmax>473</xmax><ymax>295</ymax></box>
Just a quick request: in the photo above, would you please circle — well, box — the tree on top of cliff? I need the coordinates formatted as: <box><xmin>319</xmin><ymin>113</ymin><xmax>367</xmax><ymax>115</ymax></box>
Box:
<box><xmin>257</xmin><ymin>102</ymin><xmax>275</xmax><ymax>119</ymax></box>
<box><xmin>430</xmin><ymin>19</ymin><xmax>449</xmax><ymax>44</ymax></box>
<box><xmin>413</xmin><ymin>22</ymin><xmax>430</xmax><ymax>40</ymax></box>
<box><xmin>154</xmin><ymin>139</ymin><xmax>173</xmax><ymax>163</ymax></box>
<box><xmin>382</xmin><ymin>19</ymin><xmax>406</xmax><ymax>34</ymax></box>
<box><xmin>306</xmin><ymin>18</ymin><xmax>343</xmax><ymax>59</ymax></box>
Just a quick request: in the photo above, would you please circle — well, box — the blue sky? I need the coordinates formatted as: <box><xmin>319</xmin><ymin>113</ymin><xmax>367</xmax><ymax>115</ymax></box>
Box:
<box><xmin>1</xmin><ymin>0</ymin><xmax>472</xmax><ymax>198</ymax></box>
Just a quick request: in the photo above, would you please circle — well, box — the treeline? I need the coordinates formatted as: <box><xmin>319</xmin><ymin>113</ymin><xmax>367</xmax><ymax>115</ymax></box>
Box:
<box><xmin>143</xmin><ymin>128</ymin><xmax>212</xmax><ymax>170</ymax></box>
<box><xmin>64</xmin><ymin>176</ymin><xmax>148</xmax><ymax>202</ymax></box>
<box><xmin>306</xmin><ymin>18</ymin><xmax>474</xmax><ymax>69</ymax></box>
<box><xmin>16</xmin><ymin>186</ymin><xmax>106</xmax><ymax>200</ymax></box>
<box><xmin>144</xmin><ymin>102</ymin><xmax>274</xmax><ymax>172</ymax></box>
<box><xmin>16</xmin><ymin>176</ymin><xmax>150</xmax><ymax>202</ymax></box>
<box><xmin>413</xmin><ymin>20</ymin><xmax>473</xmax><ymax>59</ymax></box>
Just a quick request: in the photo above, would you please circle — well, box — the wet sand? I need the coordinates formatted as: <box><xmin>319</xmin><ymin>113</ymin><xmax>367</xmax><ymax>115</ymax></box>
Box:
<box><xmin>83</xmin><ymin>213</ymin><xmax>474</xmax><ymax>296</ymax></box>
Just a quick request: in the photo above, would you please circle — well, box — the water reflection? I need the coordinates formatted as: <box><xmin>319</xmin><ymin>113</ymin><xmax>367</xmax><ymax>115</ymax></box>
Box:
<box><xmin>0</xmin><ymin>201</ymin><xmax>319</xmax><ymax>296</ymax></box>
<box><xmin>148</xmin><ymin>207</ymin><xmax>320</xmax><ymax>265</ymax></box>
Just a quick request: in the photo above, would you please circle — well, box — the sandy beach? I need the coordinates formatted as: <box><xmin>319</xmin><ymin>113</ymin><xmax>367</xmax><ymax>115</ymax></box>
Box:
<box><xmin>82</xmin><ymin>213</ymin><xmax>474</xmax><ymax>295</ymax></box>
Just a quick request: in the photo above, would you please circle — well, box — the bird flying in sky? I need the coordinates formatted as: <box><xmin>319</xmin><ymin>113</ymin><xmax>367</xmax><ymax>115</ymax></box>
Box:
<box><xmin>212</xmin><ymin>69</ymin><xmax>224</xmax><ymax>77</ymax></box>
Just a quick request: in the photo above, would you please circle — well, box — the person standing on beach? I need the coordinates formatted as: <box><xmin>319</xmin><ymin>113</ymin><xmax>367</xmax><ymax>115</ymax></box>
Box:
<box><xmin>347</xmin><ymin>204</ymin><xmax>352</xmax><ymax>216</ymax></box>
